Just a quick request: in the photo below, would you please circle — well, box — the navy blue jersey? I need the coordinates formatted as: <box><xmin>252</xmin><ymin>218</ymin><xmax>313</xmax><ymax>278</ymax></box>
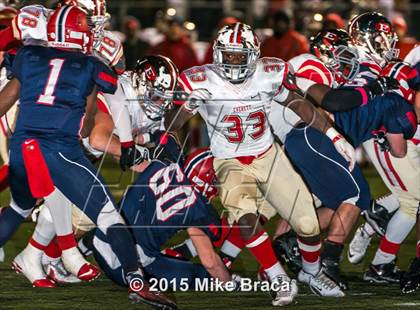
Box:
<box><xmin>333</xmin><ymin>93</ymin><xmax>417</xmax><ymax>147</ymax></box>
<box><xmin>120</xmin><ymin>161</ymin><xmax>221</xmax><ymax>257</ymax></box>
<box><xmin>11</xmin><ymin>46</ymin><xmax>117</xmax><ymax>148</ymax></box>
<box><xmin>409</xmin><ymin>62</ymin><xmax>420</xmax><ymax>91</ymax></box>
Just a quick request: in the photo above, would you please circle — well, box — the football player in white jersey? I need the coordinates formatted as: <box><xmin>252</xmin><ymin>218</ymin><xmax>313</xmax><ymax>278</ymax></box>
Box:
<box><xmin>344</xmin><ymin>14</ymin><xmax>420</xmax><ymax>284</ymax></box>
<box><xmin>88</xmin><ymin>55</ymin><xmax>177</xmax><ymax>168</ymax></box>
<box><xmin>165</xmin><ymin>23</ymin><xmax>358</xmax><ymax>304</ymax></box>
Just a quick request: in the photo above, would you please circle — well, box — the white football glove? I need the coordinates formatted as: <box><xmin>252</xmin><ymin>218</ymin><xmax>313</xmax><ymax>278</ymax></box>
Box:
<box><xmin>0</xmin><ymin>247</ymin><xmax>4</xmax><ymax>262</ymax></box>
<box><xmin>326</xmin><ymin>127</ymin><xmax>356</xmax><ymax>171</ymax></box>
<box><xmin>184</xmin><ymin>89</ymin><xmax>212</xmax><ymax>114</ymax></box>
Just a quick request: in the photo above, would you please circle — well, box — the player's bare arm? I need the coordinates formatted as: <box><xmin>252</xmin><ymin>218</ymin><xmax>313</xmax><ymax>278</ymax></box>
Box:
<box><xmin>89</xmin><ymin>110</ymin><xmax>122</xmax><ymax>157</ymax></box>
<box><xmin>80</xmin><ymin>86</ymin><xmax>98</xmax><ymax>138</ymax></box>
<box><xmin>164</xmin><ymin>103</ymin><xmax>193</xmax><ymax>131</ymax></box>
<box><xmin>0</xmin><ymin>78</ymin><xmax>20</xmax><ymax>117</ymax></box>
<box><xmin>386</xmin><ymin>133</ymin><xmax>407</xmax><ymax>158</ymax></box>
<box><xmin>188</xmin><ymin>227</ymin><xmax>232</xmax><ymax>283</ymax></box>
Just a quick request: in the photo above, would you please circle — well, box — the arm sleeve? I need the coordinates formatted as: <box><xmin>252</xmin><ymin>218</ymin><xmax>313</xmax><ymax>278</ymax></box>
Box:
<box><xmin>93</xmin><ymin>59</ymin><xmax>118</xmax><ymax>94</ymax></box>
<box><xmin>103</xmin><ymin>83</ymin><xmax>134</xmax><ymax>146</ymax></box>
<box><xmin>10</xmin><ymin>48</ymin><xmax>24</xmax><ymax>81</ymax></box>
<box><xmin>385</xmin><ymin>102</ymin><xmax>417</xmax><ymax>139</ymax></box>
<box><xmin>320</xmin><ymin>87</ymin><xmax>370</xmax><ymax>112</ymax></box>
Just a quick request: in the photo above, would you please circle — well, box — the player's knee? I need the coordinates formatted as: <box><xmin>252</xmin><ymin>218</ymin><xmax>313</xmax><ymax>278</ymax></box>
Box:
<box><xmin>399</xmin><ymin>200</ymin><xmax>418</xmax><ymax>220</ymax></box>
<box><xmin>294</xmin><ymin>215</ymin><xmax>320</xmax><ymax>237</ymax></box>
<box><xmin>97</xmin><ymin>201</ymin><xmax>125</xmax><ymax>233</ymax></box>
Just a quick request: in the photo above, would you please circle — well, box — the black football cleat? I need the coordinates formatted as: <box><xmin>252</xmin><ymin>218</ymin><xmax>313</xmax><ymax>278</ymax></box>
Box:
<box><xmin>401</xmin><ymin>257</ymin><xmax>420</xmax><ymax>294</ymax></box>
<box><xmin>321</xmin><ymin>258</ymin><xmax>348</xmax><ymax>291</ymax></box>
<box><xmin>363</xmin><ymin>200</ymin><xmax>397</xmax><ymax>237</ymax></box>
<box><xmin>363</xmin><ymin>261</ymin><xmax>402</xmax><ymax>284</ymax></box>
<box><xmin>272</xmin><ymin>231</ymin><xmax>302</xmax><ymax>275</ymax></box>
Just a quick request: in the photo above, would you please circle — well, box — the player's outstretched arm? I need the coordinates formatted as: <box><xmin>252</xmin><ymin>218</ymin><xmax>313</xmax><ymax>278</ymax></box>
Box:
<box><xmin>0</xmin><ymin>78</ymin><xmax>20</xmax><ymax>117</ymax></box>
<box><xmin>386</xmin><ymin>133</ymin><xmax>407</xmax><ymax>158</ymax></box>
<box><xmin>80</xmin><ymin>86</ymin><xmax>98</xmax><ymax>138</ymax></box>
<box><xmin>279</xmin><ymin>90</ymin><xmax>356</xmax><ymax>170</ymax></box>
<box><xmin>164</xmin><ymin>104</ymin><xmax>193</xmax><ymax>131</ymax></box>
<box><xmin>188</xmin><ymin>227</ymin><xmax>232</xmax><ymax>283</ymax></box>
<box><xmin>305</xmin><ymin>77</ymin><xmax>400</xmax><ymax>112</ymax></box>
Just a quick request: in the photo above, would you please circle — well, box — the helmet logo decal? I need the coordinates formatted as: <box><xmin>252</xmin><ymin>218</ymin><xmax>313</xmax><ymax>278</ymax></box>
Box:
<box><xmin>375</xmin><ymin>22</ymin><xmax>391</xmax><ymax>33</ymax></box>
<box><xmin>144</xmin><ymin>64</ymin><xmax>156</xmax><ymax>81</ymax></box>
<box><xmin>157</xmin><ymin>66</ymin><xmax>172</xmax><ymax>88</ymax></box>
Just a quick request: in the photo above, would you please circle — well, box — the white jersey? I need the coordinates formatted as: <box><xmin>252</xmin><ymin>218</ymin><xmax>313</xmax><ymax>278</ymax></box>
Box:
<box><xmin>12</xmin><ymin>5</ymin><xmax>50</xmax><ymax>46</ymax></box>
<box><xmin>93</xmin><ymin>30</ymin><xmax>124</xmax><ymax>68</ymax></box>
<box><xmin>179</xmin><ymin>58</ymin><xmax>289</xmax><ymax>158</ymax></box>
<box><xmin>404</xmin><ymin>45</ymin><xmax>420</xmax><ymax>66</ymax></box>
<box><xmin>102</xmin><ymin>72</ymin><xmax>162</xmax><ymax>144</ymax></box>
<box><xmin>269</xmin><ymin>54</ymin><xmax>334</xmax><ymax>143</ymax></box>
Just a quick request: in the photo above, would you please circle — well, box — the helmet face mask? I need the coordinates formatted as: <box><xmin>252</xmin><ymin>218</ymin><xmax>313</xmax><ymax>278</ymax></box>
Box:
<box><xmin>143</xmin><ymin>86</ymin><xmax>173</xmax><ymax>121</ymax></box>
<box><xmin>311</xmin><ymin>29</ymin><xmax>360</xmax><ymax>83</ymax></box>
<box><xmin>213</xmin><ymin>23</ymin><xmax>260</xmax><ymax>83</ymax></box>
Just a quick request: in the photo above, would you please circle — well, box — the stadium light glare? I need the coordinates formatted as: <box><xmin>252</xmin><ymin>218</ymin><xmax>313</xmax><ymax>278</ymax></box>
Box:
<box><xmin>185</xmin><ymin>21</ymin><xmax>196</xmax><ymax>30</ymax></box>
<box><xmin>167</xmin><ymin>8</ymin><xmax>176</xmax><ymax>16</ymax></box>
<box><xmin>314</xmin><ymin>13</ymin><xmax>323</xmax><ymax>22</ymax></box>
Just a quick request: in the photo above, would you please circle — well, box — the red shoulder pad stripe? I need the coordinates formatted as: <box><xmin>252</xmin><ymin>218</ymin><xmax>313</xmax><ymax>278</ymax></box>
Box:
<box><xmin>99</xmin><ymin>71</ymin><xmax>117</xmax><ymax>86</ymax></box>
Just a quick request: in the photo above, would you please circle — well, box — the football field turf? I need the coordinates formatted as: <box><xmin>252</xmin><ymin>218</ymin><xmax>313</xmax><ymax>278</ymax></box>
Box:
<box><xmin>1</xmin><ymin>158</ymin><xmax>420</xmax><ymax>309</ymax></box>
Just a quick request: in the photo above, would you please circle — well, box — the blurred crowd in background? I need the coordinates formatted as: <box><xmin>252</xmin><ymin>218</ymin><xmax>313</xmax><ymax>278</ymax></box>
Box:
<box><xmin>6</xmin><ymin>0</ymin><xmax>417</xmax><ymax>149</ymax></box>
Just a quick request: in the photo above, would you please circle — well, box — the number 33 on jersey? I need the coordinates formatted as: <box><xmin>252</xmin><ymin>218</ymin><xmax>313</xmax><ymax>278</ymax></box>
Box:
<box><xmin>177</xmin><ymin>58</ymin><xmax>289</xmax><ymax>159</ymax></box>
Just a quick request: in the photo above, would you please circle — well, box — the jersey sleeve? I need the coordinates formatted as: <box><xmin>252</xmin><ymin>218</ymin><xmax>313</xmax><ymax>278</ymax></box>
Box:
<box><xmin>408</xmin><ymin>62</ymin><xmax>420</xmax><ymax>91</ymax></box>
<box><xmin>92</xmin><ymin>31</ymin><xmax>125</xmax><ymax>72</ymax></box>
<box><xmin>173</xmin><ymin>69</ymin><xmax>195</xmax><ymax>106</ymax></box>
<box><xmin>10</xmin><ymin>47</ymin><xmax>26</xmax><ymax>81</ymax></box>
<box><xmin>103</xmin><ymin>82</ymin><xmax>134</xmax><ymax>145</ymax></box>
<box><xmin>289</xmin><ymin>55</ymin><xmax>333</xmax><ymax>88</ymax></box>
<box><xmin>12</xmin><ymin>5</ymin><xmax>49</xmax><ymax>44</ymax></box>
<box><xmin>385</xmin><ymin>99</ymin><xmax>417</xmax><ymax>139</ymax></box>
<box><xmin>92</xmin><ymin>58</ymin><xmax>118</xmax><ymax>94</ymax></box>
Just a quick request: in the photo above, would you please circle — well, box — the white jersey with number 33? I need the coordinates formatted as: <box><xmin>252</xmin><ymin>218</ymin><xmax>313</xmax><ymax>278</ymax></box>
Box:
<box><xmin>179</xmin><ymin>58</ymin><xmax>289</xmax><ymax>158</ymax></box>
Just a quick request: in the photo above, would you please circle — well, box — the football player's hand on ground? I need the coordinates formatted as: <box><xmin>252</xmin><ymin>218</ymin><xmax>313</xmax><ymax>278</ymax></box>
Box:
<box><xmin>326</xmin><ymin>127</ymin><xmax>356</xmax><ymax>171</ymax></box>
<box><xmin>184</xmin><ymin>89</ymin><xmax>212</xmax><ymax>113</ymax></box>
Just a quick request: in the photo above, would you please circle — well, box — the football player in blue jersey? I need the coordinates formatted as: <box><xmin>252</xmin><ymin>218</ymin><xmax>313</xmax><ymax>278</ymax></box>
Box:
<box><xmin>0</xmin><ymin>5</ymin><xmax>175</xmax><ymax>309</ymax></box>
<box><xmin>87</xmin><ymin>134</ymin><xmax>235</xmax><ymax>292</ymax></box>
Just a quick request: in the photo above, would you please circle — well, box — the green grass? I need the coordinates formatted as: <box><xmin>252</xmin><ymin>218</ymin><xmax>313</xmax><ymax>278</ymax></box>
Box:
<box><xmin>1</xmin><ymin>158</ymin><xmax>420</xmax><ymax>309</ymax></box>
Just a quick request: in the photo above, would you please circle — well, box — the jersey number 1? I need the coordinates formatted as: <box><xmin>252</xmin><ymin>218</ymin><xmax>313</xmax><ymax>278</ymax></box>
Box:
<box><xmin>37</xmin><ymin>58</ymin><xmax>65</xmax><ymax>105</ymax></box>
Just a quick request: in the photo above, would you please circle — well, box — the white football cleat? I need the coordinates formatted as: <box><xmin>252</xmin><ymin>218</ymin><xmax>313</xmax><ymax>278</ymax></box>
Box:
<box><xmin>61</xmin><ymin>247</ymin><xmax>100</xmax><ymax>282</ymax></box>
<box><xmin>42</xmin><ymin>257</ymin><xmax>81</xmax><ymax>284</ymax></box>
<box><xmin>298</xmin><ymin>269</ymin><xmax>345</xmax><ymax>297</ymax></box>
<box><xmin>348</xmin><ymin>226</ymin><xmax>372</xmax><ymax>264</ymax></box>
<box><xmin>0</xmin><ymin>247</ymin><xmax>4</xmax><ymax>262</ymax></box>
<box><xmin>12</xmin><ymin>247</ymin><xmax>56</xmax><ymax>288</ymax></box>
<box><xmin>270</xmin><ymin>275</ymin><xmax>298</xmax><ymax>306</ymax></box>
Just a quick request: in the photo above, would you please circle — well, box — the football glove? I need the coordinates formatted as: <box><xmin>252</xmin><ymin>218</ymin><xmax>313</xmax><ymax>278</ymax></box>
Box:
<box><xmin>372</xmin><ymin>130</ymin><xmax>390</xmax><ymax>152</ymax></box>
<box><xmin>326</xmin><ymin>127</ymin><xmax>356</xmax><ymax>171</ymax></box>
<box><xmin>119</xmin><ymin>144</ymin><xmax>149</xmax><ymax>171</ymax></box>
<box><xmin>183</xmin><ymin>89</ymin><xmax>211</xmax><ymax>114</ymax></box>
<box><xmin>364</xmin><ymin>76</ymin><xmax>399</xmax><ymax>98</ymax></box>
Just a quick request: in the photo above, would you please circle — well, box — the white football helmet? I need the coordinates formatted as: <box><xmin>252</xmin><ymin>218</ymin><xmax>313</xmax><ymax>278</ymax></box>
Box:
<box><xmin>213</xmin><ymin>22</ymin><xmax>260</xmax><ymax>82</ymax></box>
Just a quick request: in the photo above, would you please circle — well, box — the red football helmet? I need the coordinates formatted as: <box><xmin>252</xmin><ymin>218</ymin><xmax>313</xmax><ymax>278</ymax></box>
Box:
<box><xmin>63</xmin><ymin>0</ymin><xmax>108</xmax><ymax>40</ymax></box>
<box><xmin>47</xmin><ymin>5</ymin><xmax>92</xmax><ymax>53</ymax></box>
<box><xmin>184</xmin><ymin>148</ymin><xmax>218</xmax><ymax>201</ymax></box>
<box><xmin>381</xmin><ymin>61</ymin><xmax>416</xmax><ymax>104</ymax></box>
